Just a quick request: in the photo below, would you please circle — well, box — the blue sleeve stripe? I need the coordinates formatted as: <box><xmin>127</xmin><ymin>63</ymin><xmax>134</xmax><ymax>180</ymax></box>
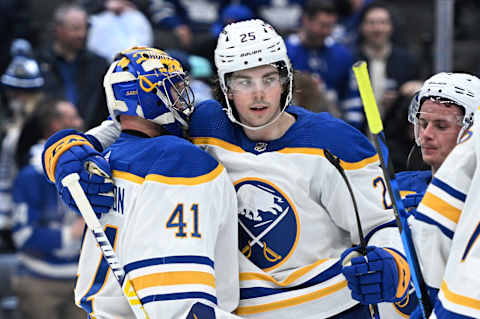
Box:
<box><xmin>240</xmin><ymin>261</ymin><xmax>342</xmax><ymax>299</ymax></box>
<box><xmin>414</xmin><ymin>212</ymin><xmax>454</xmax><ymax>239</ymax></box>
<box><xmin>441</xmin><ymin>280</ymin><xmax>480</xmax><ymax>311</ymax></box>
<box><xmin>461</xmin><ymin>222</ymin><xmax>480</xmax><ymax>261</ymax></box>
<box><xmin>431</xmin><ymin>178</ymin><xmax>466</xmax><ymax>202</ymax></box>
<box><xmin>434</xmin><ymin>301</ymin><xmax>475</xmax><ymax>319</ymax></box>
<box><xmin>141</xmin><ymin>292</ymin><xmax>217</xmax><ymax>305</ymax></box>
<box><xmin>125</xmin><ymin>256</ymin><xmax>214</xmax><ymax>274</ymax></box>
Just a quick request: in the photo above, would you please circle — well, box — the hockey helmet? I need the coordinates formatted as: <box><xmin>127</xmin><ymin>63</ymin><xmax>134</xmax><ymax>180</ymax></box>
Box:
<box><xmin>214</xmin><ymin>19</ymin><xmax>293</xmax><ymax>130</ymax></box>
<box><xmin>104</xmin><ymin>47</ymin><xmax>194</xmax><ymax>137</ymax></box>
<box><xmin>408</xmin><ymin>72</ymin><xmax>480</xmax><ymax>144</ymax></box>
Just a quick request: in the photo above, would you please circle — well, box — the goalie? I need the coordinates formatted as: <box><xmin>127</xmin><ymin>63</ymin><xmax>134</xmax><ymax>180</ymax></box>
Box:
<box><xmin>43</xmin><ymin>47</ymin><xmax>241</xmax><ymax>318</ymax></box>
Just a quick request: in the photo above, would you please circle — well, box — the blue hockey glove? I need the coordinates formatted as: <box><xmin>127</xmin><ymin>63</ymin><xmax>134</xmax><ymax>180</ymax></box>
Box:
<box><xmin>341</xmin><ymin>245</ymin><xmax>411</xmax><ymax>304</ymax></box>
<box><xmin>42</xmin><ymin>129</ymin><xmax>114</xmax><ymax>214</ymax></box>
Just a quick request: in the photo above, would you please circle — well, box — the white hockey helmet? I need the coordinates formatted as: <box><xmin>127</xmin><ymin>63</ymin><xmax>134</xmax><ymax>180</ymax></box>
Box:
<box><xmin>214</xmin><ymin>19</ymin><xmax>293</xmax><ymax>130</ymax></box>
<box><xmin>408</xmin><ymin>72</ymin><xmax>480</xmax><ymax>144</ymax></box>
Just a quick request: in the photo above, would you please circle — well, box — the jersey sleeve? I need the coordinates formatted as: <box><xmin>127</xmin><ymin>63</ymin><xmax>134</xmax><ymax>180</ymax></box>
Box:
<box><xmin>86</xmin><ymin>119</ymin><xmax>121</xmax><ymax>151</ymax></box>
<box><xmin>409</xmin><ymin>127</ymin><xmax>480</xmax><ymax>318</ymax></box>
<box><xmin>120</xmin><ymin>163</ymin><xmax>239</xmax><ymax>317</ymax></box>
<box><xmin>412</xmin><ymin>133</ymin><xmax>475</xmax><ymax>290</ymax></box>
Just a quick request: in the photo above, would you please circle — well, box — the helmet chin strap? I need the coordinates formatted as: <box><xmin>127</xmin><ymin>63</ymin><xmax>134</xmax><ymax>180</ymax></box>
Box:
<box><xmin>222</xmin><ymin>75</ymin><xmax>293</xmax><ymax>132</ymax></box>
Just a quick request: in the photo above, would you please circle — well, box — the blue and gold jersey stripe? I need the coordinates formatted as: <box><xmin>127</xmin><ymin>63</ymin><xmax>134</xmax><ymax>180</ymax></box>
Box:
<box><xmin>132</xmin><ymin>271</ymin><xmax>216</xmax><ymax>290</ymax></box>
<box><xmin>192</xmin><ymin>137</ymin><xmax>380</xmax><ymax>170</ymax></box>
<box><xmin>431</xmin><ymin>177</ymin><xmax>467</xmax><ymax>202</ymax></box>
<box><xmin>192</xmin><ymin>137</ymin><xmax>245</xmax><ymax>153</ymax></box>
<box><xmin>112</xmin><ymin>164</ymin><xmax>224</xmax><ymax>186</ymax></box>
<box><xmin>125</xmin><ymin>256</ymin><xmax>214</xmax><ymax>274</ymax></box>
<box><xmin>235</xmin><ymin>280</ymin><xmax>348</xmax><ymax>315</ymax></box>
<box><xmin>441</xmin><ymin>280</ymin><xmax>480</xmax><ymax>311</ymax></box>
<box><xmin>240</xmin><ymin>258</ymin><xmax>330</xmax><ymax>287</ymax></box>
<box><xmin>421</xmin><ymin>192</ymin><xmax>462</xmax><ymax>224</ymax></box>
<box><xmin>113</xmin><ymin>171</ymin><xmax>144</xmax><ymax>184</ymax></box>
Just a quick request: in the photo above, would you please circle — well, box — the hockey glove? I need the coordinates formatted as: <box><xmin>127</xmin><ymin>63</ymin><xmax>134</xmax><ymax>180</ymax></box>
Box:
<box><xmin>341</xmin><ymin>245</ymin><xmax>411</xmax><ymax>304</ymax></box>
<box><xmin>42</xmin><ymin>129</ymin><xmax>114</xmax><ymax>214</ymax></box>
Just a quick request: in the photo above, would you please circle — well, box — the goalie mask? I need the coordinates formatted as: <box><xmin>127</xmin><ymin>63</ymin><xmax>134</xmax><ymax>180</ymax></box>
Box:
<box><xmin>104</xmin><ymin>47</ymin><xmax>194</xmax><ymax>137</ymax></box>
<box><xmin>408</xmin><ymin>72</ymin><xmax>480</xmax><ymax>145</ymax></box>
<box><xmin>214</xmin><ymin>19</ymin><xmax>293</xmax><ymax>130</ymax></box>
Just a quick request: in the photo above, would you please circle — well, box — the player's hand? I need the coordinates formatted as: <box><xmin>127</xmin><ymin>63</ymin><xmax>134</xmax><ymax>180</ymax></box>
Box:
<box><xmin>42</xmin><ymin>129</ymin><xmax>114</xmax><ymax>215</ymax></box>
<box><xmin>340</xmin><ymin>245</ymin><xmax>411</xmax><ymax>304</ymax></box>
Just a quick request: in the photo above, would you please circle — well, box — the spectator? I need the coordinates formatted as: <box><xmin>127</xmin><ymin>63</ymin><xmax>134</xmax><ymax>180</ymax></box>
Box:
<box><xmin>285</xmin><ymin>0</ymin><xmax>364</xmax><ymax>131</ymax></box>
<box><xmin>0</xmin><ymin>40</ymin><xmax>44</xmax><ymax>249</ymax></box>
<box><xmin>248</xmin><ymin>0</ymin><xmax>305</xmax><ymax>35</ymax></box>
<box><xmin>211</xmin><ymin>4</ymin><xmax>254</xmax><ymax>37</ymax></box>
<box><xmin>11</xmin><ymin>96</ymin><xmax>85</xmax><ymax>319</ymax></box>
<box><xmin>87</xmin><ymin>0</ymin><xmax>154</xmax><ymax>62</ymax></box>
<box><xmin>149</xmin><ymin>0</ymin><xmax>229</xmax><ymax>60</ymax></box>
<box><xmin>355</xmin><ymin>2</ymin><xmax>419</xmax><ymax>119</ymax></box>
<box><xmin>37</xmin><ymin>3</ymin><xmax>109</xmax><ymax>129</ymax></box>
<box><xmin>332</xmin><ymin>0</ymin><xmax>374</xmax><ymax>50</ymax></box>
<box><xmin>292</xmin><ymin>71</ymin><xmax>340</xmax><ymax>116</ymax></box>
<box><xmin>354</xmin><ymin>1</ymin><xmax>421</xmax><ymax>169</ymax></box>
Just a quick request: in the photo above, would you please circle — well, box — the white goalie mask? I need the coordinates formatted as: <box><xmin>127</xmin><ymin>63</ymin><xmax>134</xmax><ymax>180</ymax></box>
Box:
<box><xmin>214</xmin><ymin>19</ymin><xmax>293</xmax><ymax>130</ymax></box>
<box><xmin>408</xmin><ymin>72</ymin><xmax>480</xmax><ymax>145</ymax></box>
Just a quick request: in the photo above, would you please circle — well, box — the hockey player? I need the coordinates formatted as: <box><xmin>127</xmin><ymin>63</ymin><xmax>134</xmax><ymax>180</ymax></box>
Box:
<box><xmin>409</xmin><ymin>109</ymin><xmax>480</xmax><ymax>318</ymax></box>
<box><xmin>42</xmin><ymin>47</ymin><xmax>240</xmax><ymax>318</ymax></box>
<box><xmin>396</xmin><ymin>72</ymin><xmax>480</xmax><ymax>211</ymax></box>
<box><xmin>44</xmin><ymin>22</ymin><xmax>413</xmax><ymax>318</ymax></box>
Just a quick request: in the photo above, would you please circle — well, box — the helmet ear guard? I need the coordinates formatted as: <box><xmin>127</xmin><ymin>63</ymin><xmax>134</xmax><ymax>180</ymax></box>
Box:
<box><xmin>408</xmin><ymin>72</ymin><xmax>480</xmax><ymax>145</ymax></box>
<box><xmin>104</xmin><ymin>47</ymin><xmax>195</xmax><ymax>136</ymax></box>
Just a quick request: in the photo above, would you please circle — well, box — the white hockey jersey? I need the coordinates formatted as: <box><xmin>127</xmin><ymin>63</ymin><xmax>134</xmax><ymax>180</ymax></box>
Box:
<box><xmin>189</xmin><ymin>103</ymin><xmax>405</xmax><ymax>318</ymax></box>
<box><xmin>87</xmin><ymin>104</ymin><xmax>409</xmax><ymax>318</ymax></box>
<box><xmin>74</xmin><ymin>132</ymin><xmax>240</xmax><ymax>318</ymax></box>
<box><xmin>412</xmin><ymin>111</ymin><xmax>480</xmax><ymax>318</ymax></box>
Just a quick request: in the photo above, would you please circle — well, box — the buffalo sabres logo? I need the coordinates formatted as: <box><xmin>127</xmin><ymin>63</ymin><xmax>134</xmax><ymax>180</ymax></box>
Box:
<box><xmin>235</xmin><ymin>178</ymin><xmax>298</xmax><ymax>271</ymax></box>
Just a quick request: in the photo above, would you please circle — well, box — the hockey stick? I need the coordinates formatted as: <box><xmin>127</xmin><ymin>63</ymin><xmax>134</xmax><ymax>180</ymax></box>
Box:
<box><xmin>62</xmin><ymin>172</ymin><xmax>150</xmax><ymax>319</ymax></box>
<box><xmin>352</xmin><ymin>61</ymin><xmax>433</xmax><ymax>318</ymax></box>
<box><xmin>324</xmin><ymin>149</ymin><xmax>380</xmax><ymax>319</ymax></box>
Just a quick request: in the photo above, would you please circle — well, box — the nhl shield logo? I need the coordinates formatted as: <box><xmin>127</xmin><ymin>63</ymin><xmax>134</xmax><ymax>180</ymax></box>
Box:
<box><xmin>254</xmin><ymin>142</ymin><xmax>267</xmax><ymax>152</ymax></box>
<box><xmin>235</xmin><ymin>178</ymin><xmax>299</xmax><ymax>271</ymax></box>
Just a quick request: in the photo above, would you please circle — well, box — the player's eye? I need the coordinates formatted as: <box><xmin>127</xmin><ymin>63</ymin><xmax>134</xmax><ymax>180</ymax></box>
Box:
<box><xmin>418</xmin><ymin>118</ymin><xmax>428</xmax><ymax>129</ymax></box>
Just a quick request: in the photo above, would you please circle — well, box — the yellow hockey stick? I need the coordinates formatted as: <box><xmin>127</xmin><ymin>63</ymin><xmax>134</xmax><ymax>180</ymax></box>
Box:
<box><xmin>353</xmin><ymin>61</ymin><xmax>433</xmax><ymax>318</ymax></box>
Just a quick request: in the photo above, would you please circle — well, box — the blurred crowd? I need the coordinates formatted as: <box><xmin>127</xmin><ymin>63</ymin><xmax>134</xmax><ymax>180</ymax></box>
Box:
<box><xmin>0</xmin><ymin>0</ymin><xmax>479</xmax><ymax>318</ymax></box>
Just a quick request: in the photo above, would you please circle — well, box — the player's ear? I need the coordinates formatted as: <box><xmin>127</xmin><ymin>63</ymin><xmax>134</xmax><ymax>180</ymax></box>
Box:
<box><xmin>227</xmin><ymin>89</ymin><xmax>233</xmax><ymax>100</ymax></box>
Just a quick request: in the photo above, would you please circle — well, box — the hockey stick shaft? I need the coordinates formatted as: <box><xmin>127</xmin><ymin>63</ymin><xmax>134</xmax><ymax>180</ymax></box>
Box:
<box><xmin>352</xmin><ymin>61</ymin><xmax>432</xmax><ymax>318</ymax></box>
<box><xmin>62</xmin><ymin>173</ymin><xmax>150</xmax><ymax>319</ymax></box>
<box><xmin>324</xmin><ymin>150</ymin><xmax>380</xmax><ymax>319</ymax></box>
